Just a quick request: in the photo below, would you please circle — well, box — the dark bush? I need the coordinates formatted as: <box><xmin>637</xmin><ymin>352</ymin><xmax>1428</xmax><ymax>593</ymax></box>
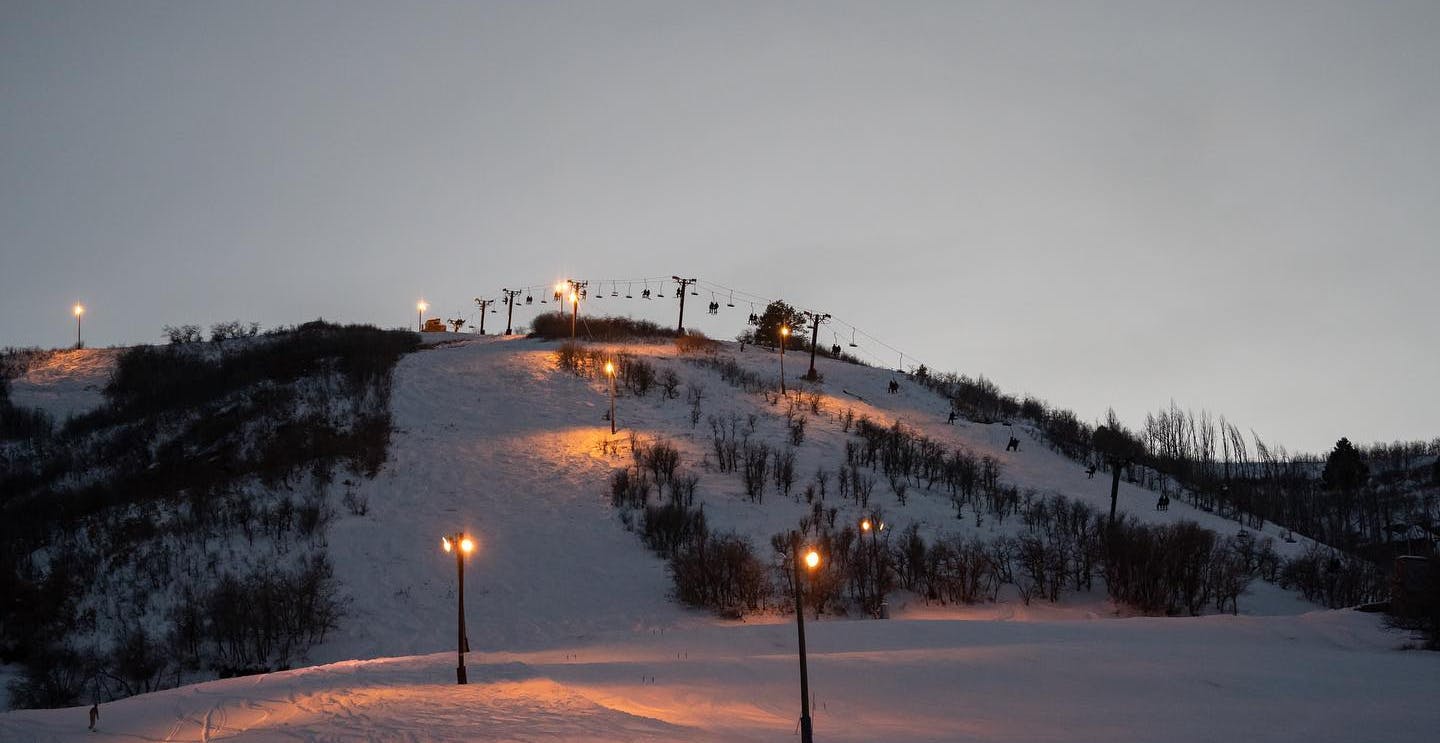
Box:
<box><xmin>529</xmin><ymin>312</ymin><xmax>676</xmax><ymax>341</ymax></box>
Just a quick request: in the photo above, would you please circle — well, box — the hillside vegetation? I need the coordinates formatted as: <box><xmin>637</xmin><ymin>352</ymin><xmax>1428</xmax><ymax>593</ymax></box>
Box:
<box><xmin>0</xmin><ymin>322</ymin><xmax>418</xmax><ymax>708</ymax></box>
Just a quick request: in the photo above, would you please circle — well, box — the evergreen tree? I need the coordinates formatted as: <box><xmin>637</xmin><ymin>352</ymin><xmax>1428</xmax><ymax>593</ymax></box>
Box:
<box><xmin>1322</xmin><ymin>437</ymin><xmax>1368</xmax><ymax>492</ymax></box>
<box><xmin>753</xmin><ymin>300</ymin><xmax>806</xmax><ymax>350</ymax></box>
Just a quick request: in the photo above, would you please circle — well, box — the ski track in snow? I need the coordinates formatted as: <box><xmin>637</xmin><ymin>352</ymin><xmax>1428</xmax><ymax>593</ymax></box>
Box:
<box><xmin>3</xmin><ymin>335</ymin><xmax>1436</xmax><ymax>741</ymax></box>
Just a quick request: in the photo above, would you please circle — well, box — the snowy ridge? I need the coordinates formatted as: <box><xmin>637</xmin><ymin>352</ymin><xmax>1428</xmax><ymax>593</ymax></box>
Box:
<box><xmin>3</xmin><ymin>334</ymin><xmax>1436</xmax><ymax>740</ymax></box>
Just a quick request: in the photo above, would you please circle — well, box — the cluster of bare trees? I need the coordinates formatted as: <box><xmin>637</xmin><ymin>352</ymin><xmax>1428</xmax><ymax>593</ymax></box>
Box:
<box><xmin>610</xmin><ymin>438</ymin><xmax>771</xmax><ymax>618</ymax></box>
<box><xmin>554</xmin><ymin>342</ymin><xmax>661</xmax><ymax>397</ymax></box>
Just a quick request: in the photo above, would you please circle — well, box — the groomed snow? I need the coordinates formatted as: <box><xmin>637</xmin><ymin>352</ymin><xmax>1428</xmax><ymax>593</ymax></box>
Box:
<box><xmin>2</xmin><ymin>610</ymin><xmax>1434</xmax><ymax>741</ymax></box>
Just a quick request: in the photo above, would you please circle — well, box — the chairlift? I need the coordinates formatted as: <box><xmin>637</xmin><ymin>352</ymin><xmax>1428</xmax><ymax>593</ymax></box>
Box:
<box><xmin>831</xmin><ymin>344</ymin><xmax>842</xmax><ymax>355</ymax></box>
<box><xmin>525</xmin><ymin>293</ymin><xmax>534</xmax><ymax>305</ymax></box>
<box><xmin>848</xmin><ymin>328</ymin><xmax>858</xmax><ymax>348</ymax></box>
<box><xmin>726</xmin><ymin>290</ymin><xmax>735</xmax><ymax>308</ymax></box>
<box><xmin>611</xmin><ymin>282</ymin><xmax>618</xmax><ymax>297</ymax></box>
<box><xmin>625</xmin><ymin>282</ymin><xmax>633</xmax><ymax>299</ymax></box>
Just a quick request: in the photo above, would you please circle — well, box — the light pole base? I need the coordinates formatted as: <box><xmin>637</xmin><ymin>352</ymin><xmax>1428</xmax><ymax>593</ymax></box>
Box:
<box><xmin>456</xmin><ymin>666</ymin><xmax>467</xmax><ymax>685</ymax></box>
<box><xmin>800</xmin><ymin>714</ymin><xmax>813</xmax><ymax>743</ymax></box>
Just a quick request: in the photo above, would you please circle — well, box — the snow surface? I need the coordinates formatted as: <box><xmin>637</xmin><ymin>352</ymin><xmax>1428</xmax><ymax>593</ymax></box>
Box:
<box><xmin>5</xmin><ymin>347</ymin><xmax>119</xmax><ymax>420</ymax></box>
<box><xmin>2</xmin><ymin>611</ymin><xmax>1434</xmax><ymax>741</ymax></box>
<box><xmin>3</xmin><ymin>335</ymin><xmax>1435</xmax><ymax>740</ymax></box>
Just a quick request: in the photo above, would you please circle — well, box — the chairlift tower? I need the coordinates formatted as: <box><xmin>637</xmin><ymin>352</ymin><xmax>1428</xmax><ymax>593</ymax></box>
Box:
<box><xmin>473</xmin><ymin>298</ymin><xmax>496</xmax><ymax>334</ymax></box>
<box><xmin>672</xmin><ymin>276</ymin><xmax>697</xmax><ymax>334</ymax></box>
<box><xmin>801</xmin><ymin>311</ymin><xmax>831</xmax><ymax>381</ymax></box>
<box><xmin>501</xmin><ymin>289</ymin><xmax>523</xmax><ymax>335</ymax></box>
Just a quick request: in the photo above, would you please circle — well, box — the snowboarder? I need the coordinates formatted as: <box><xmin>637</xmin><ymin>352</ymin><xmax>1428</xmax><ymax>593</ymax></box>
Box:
<box><xmin>947</xmin><ymin>410</ymin><xmax>957</xmax><ymax>425</ymax></box>
<box><xmin>89</xmin><ymin>702</ymin><xmax>99</xmax><ymax>731</ymax></box>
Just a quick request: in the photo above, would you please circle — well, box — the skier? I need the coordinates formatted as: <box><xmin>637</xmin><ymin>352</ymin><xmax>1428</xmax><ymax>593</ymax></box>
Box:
<box><xmin>1005</xmin><ymin>436</ymin><xmax>1020</xmax><ymax>452</ymax></box>
<box><xmin>1086</xmin><ymin>465</ymin><xmax>1096</xmax><ymax>479</ymax></box>
<box><xmin>89</xmin><ymin>702</ymin><xmax>99</xmax><ymax>731</ymax></box>
<box><xmin>947</xmin><ymin>410</ymin><xmax>957</xmax><ymax>425</ymax></box>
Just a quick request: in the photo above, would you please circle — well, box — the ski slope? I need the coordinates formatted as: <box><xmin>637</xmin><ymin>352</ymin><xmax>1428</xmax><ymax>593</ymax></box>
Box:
<box><xmin>3</xmin><ymin>334</ymin><xmax>1435</xmax><ymax>740</ymax></box>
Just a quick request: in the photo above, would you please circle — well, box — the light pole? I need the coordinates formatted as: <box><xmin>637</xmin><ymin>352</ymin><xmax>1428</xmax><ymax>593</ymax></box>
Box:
<box><xmin>605</xmin><ymin>360</ymin><xmax>617</xmax><ymax>434</ymax></box>
<box><xmin>860</xmin><ymin>517</ymin><xmax>884</xmax><ymax>617</ymax></box>
<box><xmin>569</xmin><ymin>291</ymin><xmax>579</xmax><ymax>338</ymax></box>
<box><xmin>441</xmin><ymin>532</ymin><xmax>475</xmax><ymax>684</ymax></box>
<box><xmin>417</xmin><ymin>300</ymin><xmax>428</xmax><ymax>332</ymax></box>
<box><xmin>73</xmin><ymin>304</ymin><xmax>85</xmax><ymax>348</ymax></box>
<box><xmin>790</xmin><ymin>533</ymin><xmax>820</xmax><ymax>743</ymax></box>
<box><xmin>779</xmin><ymin>325</ymin><xmax>790</xmax><ymax>393</ymax></box>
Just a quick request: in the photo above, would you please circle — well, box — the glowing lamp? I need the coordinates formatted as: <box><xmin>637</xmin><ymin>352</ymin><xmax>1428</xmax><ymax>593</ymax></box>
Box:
<box><xmin>418</xmin><ymin>300</ymin><xmax>429</xmax><ymax>312</ymax></box>
<box><xmin>73</xmin><ymin>304</ymin><xmax>85</xmax><ymax>317</ymax></box>
<box><xmin>804</xmin><ymin>549</ymin><xmax>820</xmax><ymax>570</ymax></box>
<box><xmin>460</xmin><ymin>537</ymin><xmax>475</xmax><ymax>554</ymax></box>
<box><xmin>442</xmin><ymin>536</ymin><xmax>452</xmax><ymax>553</ymax></box>
<box><xmin>860</xmin><ymin>518</ymin><xmax>871</xmax><ymax>532</ymax></box>
<box><xmin>605</xmin><ymin>361</ymin><xmax>615</xmax><ymax>376</ymax></box>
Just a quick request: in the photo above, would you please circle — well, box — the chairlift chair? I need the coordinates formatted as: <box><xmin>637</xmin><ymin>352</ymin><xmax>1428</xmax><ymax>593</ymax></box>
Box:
<box><xmin>525</xmin><ymin>293</ymin><xmax>534</xmax><ymax>305</ymax></box>
<box><xmin>625</xmin><ymin>283</ymin><xmax>633</xmax><ymax>299</ymax></box>
<box><xmin>849</xmin><ymin>328</ymin><xmax>858</xmax><ymax>348</ymax></box>
<box><xmin>726</xmin><ymin>290</ymin><xmax>735</xmax><ymax>308</ymax></box>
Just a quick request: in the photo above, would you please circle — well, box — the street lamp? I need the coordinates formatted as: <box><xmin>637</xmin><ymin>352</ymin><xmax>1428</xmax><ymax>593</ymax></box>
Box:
<box><xmin>604</xmin><ymin>360</ymin><xmax>617</xmax><ymax>434</ymax></box>
<box><xmin>417</xmin><ymin>300</ymin><xmax>428</xmax><ymax>332</ymax></box>
<box><xmin>790</xmin><ymin>532</ymin><xmax>820</xmax><ymax>743</ymax></box>
<box><xmin>72</xmin><ymin>304</ymin><xmax>85</xmax><ymax>348</ymax></box>
<box><xmin>441</xmin><ymin>532</ymin><xmax>475</xmax><ymax>684</ymax></box>
<box><xmin>860</xmin><ymin>517</ymin><xmax>884</xmax><ymax>617</ymax></box>
<box><xmin>779</xmin><ymin>325</ymin><xmax>791</xmax><ymax>393</ymax></box>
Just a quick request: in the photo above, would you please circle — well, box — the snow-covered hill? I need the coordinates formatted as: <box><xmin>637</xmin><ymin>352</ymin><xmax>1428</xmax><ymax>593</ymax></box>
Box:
<box><xmin>3</xmin><ymin>334</ymin><xmax>1436</xmax><ymax>740</ymax></box>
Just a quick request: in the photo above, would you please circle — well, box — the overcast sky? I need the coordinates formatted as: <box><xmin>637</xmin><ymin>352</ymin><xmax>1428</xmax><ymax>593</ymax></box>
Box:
<box><xmin>2</xmin><ymin>1</ymin><xmax>1436</xmax><ymax>454</ymax></box>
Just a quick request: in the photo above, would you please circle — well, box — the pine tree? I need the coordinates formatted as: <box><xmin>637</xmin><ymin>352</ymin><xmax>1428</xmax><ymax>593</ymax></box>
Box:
<box><xmin>1322</xmin><ymin>437</ymin><xmax>1368</xmax><ymax>492</ymax></box>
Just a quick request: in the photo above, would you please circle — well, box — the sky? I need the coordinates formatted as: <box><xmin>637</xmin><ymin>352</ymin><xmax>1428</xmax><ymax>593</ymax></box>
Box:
<box><xmin>1</xmin><ymin>0</ymin><xmax>1436</xmax><ymax>454</ymax></box>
